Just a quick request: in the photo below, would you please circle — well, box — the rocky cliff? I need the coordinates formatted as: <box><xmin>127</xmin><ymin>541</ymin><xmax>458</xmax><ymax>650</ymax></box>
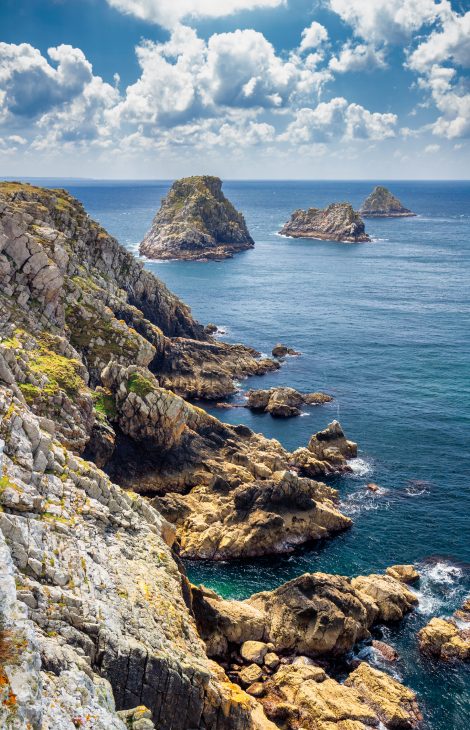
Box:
<box><xmin>360</xmin><ymin>186</ymin><xmax>416</xmax><ymax>217</ymax></box>
<box><xmin>140</xmin><ymin>176</ymin><xmax>254</xmax><ymax>260</ymax></box>
<box><xmin>280</xmin><ymin>202</ymin><xmax>370</xmax><ymax>242</ymax></box>
<box><xmin>0</xmin><ymin>182</ymin><xmax>422</xmax><ymax>729</ymax></box>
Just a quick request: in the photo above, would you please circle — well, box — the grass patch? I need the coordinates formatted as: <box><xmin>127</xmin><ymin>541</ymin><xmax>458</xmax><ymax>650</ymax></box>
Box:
<box><xmin>127</xmin><ymin>372</ymin><xmax>155</xmax><ymax>398</ymax></box>
<box><xmin>92</xmin><ymin>390</ymin><xmax>117</xmax><ymax>420</ymax></box>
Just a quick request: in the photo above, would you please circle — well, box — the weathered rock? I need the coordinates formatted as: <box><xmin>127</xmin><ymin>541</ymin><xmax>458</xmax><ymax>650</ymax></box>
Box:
<box><xmin>418</xmin><ymin>599</ymin><xmax>470</xmax><ymax>661</ymax></box>
<box><xmin>140</xmin><ymin>176</ymin><xmax>254</xmax><ymax>261</ymax></box>
<box><xmin>263</xmin><ymin>664</ymin><xmax>377</xmax><ymax>729</ymax></box>
<box><xmin>372</xmin><ymin>639</ymin><xmax>399</xmax><ymax>662</ymax></box>
<box><xmin>345</xmin><ymin>662</ymin><xmax>422</xmax><ymax>728</ymax></box>
<box><xmin>241</xmin><ymin>641</ymin><xmax>270</xmax><ymax>665</ymax></box>
<box><xmin>240</xmin><ymin>664</ymin><xmax>264</xmax><ymax>687</ymax></box>
<box><xmin>264</xmin><ymin>652</ymin><xmax>280</xmax><ymax>670</ymax></box>
<box><xmin>386</xmin><ymin>565</ymin><xmax>420</xmax><ymax>584</ymax></box>
<box><xmin>246</xmin><ymin>387</ymin><xmax>332</xmax><ymax>418</ymax></box>
<box><xmin>302</xmin><ymin>420</ymin><xmax>358</xmax><ymax>474</ymax></box>
<box><xmin>193</xmin><ymin>570</ymin><xmax>418</xmax><ymax>663</ymax></box>
<box><xmin>351</xmin><ymin>574</ymin><xmax>418</xmax><ymax>622</ymax></box>
<box><xmin>280</xmin><ymin>203</ymin><xmax>370</xmax><ymax>243</ymax></box>
<box><xmin>271</xmin><ymin>344</ymin><xmax>299</xmax><ymax>358</ymax></box>
<box><xmin>360</xmin><ymin>186</ymin><xmax>416</xmax><ymax>218</ymax></box>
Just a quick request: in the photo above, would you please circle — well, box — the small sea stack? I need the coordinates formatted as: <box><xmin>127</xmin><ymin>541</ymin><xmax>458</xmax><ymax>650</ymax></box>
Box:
<box><xmin>279</xmin><ymin>202</ymin><xmax>370</xmax><ymax>242</ymax></box>
<box><xmin>360</xmin><ymin>186</ymin><xmax>416</xmax><ymax>217</ymax></box>
<box><xmin>140</xmin><ymin>175</ymin><xmax>254</xmax><ymax>260</ymax></box>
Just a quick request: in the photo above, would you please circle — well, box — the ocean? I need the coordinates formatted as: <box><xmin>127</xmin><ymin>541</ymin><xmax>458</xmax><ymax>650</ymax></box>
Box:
<box><xmin>30</xmin><ymin>178</ymin><xmax>470</xmax><ymax>729</ymax></box>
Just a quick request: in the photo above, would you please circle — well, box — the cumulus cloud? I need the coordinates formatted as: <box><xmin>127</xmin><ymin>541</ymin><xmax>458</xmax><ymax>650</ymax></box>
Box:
<box><xmin>425</xmin><ymin>143</ymin><xmax>440</xmax><ymax>152</ymax></box>
<box><xmin>299</xmin><ymin>22</ymin><xmax>329</xmax><ymax>53</ymax></box>
<box><xmin>408</xmin><ymin>10</ymin><xmax>470</xmax><ymax>72</ymax></box>
<box><xmin>114</xmin><ymin>24</ymin><xmax>331</xmax><ymax>129</ymax></box>
<box><xmin>329</xmin><ymin>43</ymin><xmax>387</xmax><ymax>73</ymax></box>
<box><xmin>279</xmin><ymin>97</ymin><xmax>397</xmax><ymax>144</ymax></box>
<box><xmin>328</xmin><ymin>0</ymin><xmax>449</xmax><ymax>44</ymax></box>
<box><xmin>0</xmin><ymin>43</ymin><xmax>93</xmax><ymax>118</ymax></box>
<box><xmin>0</xmin><ymin>42</ymin><xmax>119</xmax><ymax>149</ymax></box>
<box><xmin>106</xmin><ymin>0</ymin><xmax>284</xmax><ymax>29</ymax></box>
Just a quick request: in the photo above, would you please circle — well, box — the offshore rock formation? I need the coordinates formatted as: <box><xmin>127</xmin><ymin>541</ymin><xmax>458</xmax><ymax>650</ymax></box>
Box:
<box><xmin>140</xmin><ymin>176</ymin><xmax>254</xmax><ymax>260</ymax></box>
<box><xmin>191</xmin><ymin>572</ymin><xmax>421</xmax><ymax>729</ymax></box>
<box><xmin>360</xmin><ymin>186</ymin><xmax>416</xmax><ymax>217</ymax></box>
<box><xmin>280</xmin><ymin>202</ymin><xmax>371</xmax><ymax>242</ymax></box>
<box><xmin>246</xmin><ymin>387</ymin><xmax>332</xmax><ymax>418</ymax></box>
<box><xmin>418</xmin><ymin>598</ymin><xmax>470</xmax><ymax>661</ymax></box>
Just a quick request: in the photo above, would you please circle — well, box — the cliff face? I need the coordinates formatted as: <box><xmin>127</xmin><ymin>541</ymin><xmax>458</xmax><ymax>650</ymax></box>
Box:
<box><xmin>360</xmin><ymin>186</ymin><xmax>416</xmax><ymax>217</ymax></box>
<box><xmin>140</xmin><ymin>176</ymin><xmax>255</xmax><ymax>260</ymax></box>
<box><xmin>0</xmin><ymin>182</ymin><xmax>356</xmax><ymax>728</ymax></box>
<box><xmin>0</xmin><ymin>182</ymin><xmax>422</xmax><ymax>730</ymax></box>
<box><xmin>280</xmin><ymin>202</ymin><xmax>370</xmax><ymax>242</ymax></box>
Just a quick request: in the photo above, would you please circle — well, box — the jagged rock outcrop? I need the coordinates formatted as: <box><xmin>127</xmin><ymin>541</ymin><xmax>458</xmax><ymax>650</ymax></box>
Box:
<box><xmin>360</xmin><ymin>186</ymin><xmax>416</xmax><ymax>218</ymax></box>
<box><xmin>140</xmin><ymin>176</ymin><xmax>254</xmax><ymax>260</ymax></box>
<box><xmin>386</xmin><ymin>565</ymin><xmax>420</xmax><ymax>584</ymax></box>
<box><xmin>246</xmin><ymin>387</ymin><xmax>332</xmax><ymax>418</ymax></box>
<box><xmin>418</xmin><ymin>598</ymin><xmax>470</xmax><ymax>661</ymax></box>
<box><xmin>261</xmin><ymin>661</ymin><xmax>421</xmax><ymax>730</ymax></box>
<box><xmin>280</xmin><ymin>203</ymin><xmax>370</xmax><ymax>243</ymax></box>
<box><xmin>191</xmin><ymin>573</ymin><xmax>421</xmax><ymax>730</ymax></box>
<box><xmin>344</xmin><ymin>662</ymin><xmax>422</xmax><ymax>728</ymax></box>
<box><xmin>192</xmin><ymin>570</ymin><xmax>418</xmax><ymax>660</ymax></box>
<box><xmin>271</xmin><ymin>344</ymin><xmax>299</xmax><ymax>358</ymax></box>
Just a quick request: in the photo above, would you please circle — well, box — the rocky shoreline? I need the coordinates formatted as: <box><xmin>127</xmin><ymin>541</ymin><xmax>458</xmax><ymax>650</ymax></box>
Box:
<box><xmin>0</xmin><ymin>181</ymin><xmax>447</xmax><ymax>729</ymax></box>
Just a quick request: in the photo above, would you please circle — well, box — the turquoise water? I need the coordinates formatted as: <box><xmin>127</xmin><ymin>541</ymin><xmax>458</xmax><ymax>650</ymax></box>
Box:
<box><xmin>33</xmin><ymin>179</ymin><xmax>470</xmax><ymax>729</ymax></box>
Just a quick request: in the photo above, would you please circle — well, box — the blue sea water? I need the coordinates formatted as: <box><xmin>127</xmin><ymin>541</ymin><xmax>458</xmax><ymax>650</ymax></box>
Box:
<box><xmin>31</xmin><ymin>178</ymin><xmax>470</xmax><ymax>729</ymax></box>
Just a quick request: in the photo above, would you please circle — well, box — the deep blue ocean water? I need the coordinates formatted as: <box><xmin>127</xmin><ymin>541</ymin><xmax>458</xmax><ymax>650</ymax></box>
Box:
<box><xmin>29</xmin><ymin>178</ymin><xmax>470</xmax><ymax>729</ymax></box>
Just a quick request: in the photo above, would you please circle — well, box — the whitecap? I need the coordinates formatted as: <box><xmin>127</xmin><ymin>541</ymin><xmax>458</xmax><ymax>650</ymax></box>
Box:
<box><xmin>300</xmin><ymin>412</ymin><xmax>311</xmax><ymax>417</ymax></box>
<box><xmin>413</xmin><ymin>561</ymin><xmax>464</xmax><ymax>615</ymax></box>
<box><xmin>347</xmin><ymin>457</ymin><xmax>373</xmax><ymax>477</ymax></box>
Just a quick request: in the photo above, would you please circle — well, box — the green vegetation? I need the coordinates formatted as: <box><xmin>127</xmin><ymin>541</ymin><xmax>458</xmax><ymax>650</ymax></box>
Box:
<box><xmin>29</xmin><ymin>350</ymin><xmax>84</xmax><ymax>397</ymax></box>
<box><xmin>18</xmin><ymin>383</ymin><xmax>41</xmax><ymax>404</ymax></box>
<box><xmin>127</xmin><ymin>372</ymin><xmax>155</xmax><ymax>398</ymax></box>
<box><xmin>92</xmin><ymin>389</ymin><xmax>117</xmax><ymax>420</ymax></box>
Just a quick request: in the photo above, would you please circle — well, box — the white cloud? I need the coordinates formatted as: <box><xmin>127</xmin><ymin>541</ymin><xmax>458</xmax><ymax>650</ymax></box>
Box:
<box><xmin>0</xmin><ymin>43</ymin><xmax>93</xmax><ymax>119</ymax></box>
<box><xmin>328</xmin><ymin>0</ymin><xmax>449</xmax><ymax>44</ymax></box>
<box><xmin>329</xmin><ymin>43</ymin><xmax>387</xmax><ymax>73</ymax></box>
<box><xmin>408</xmin><ymin>10</ymin><xmax>470</xmax><ymax>72</ymax></box>
<box><xmin>114</xmin><ymin>24</ymin><xmax>331</xmax><ymax>130</ymax></box>
<box><xmin>425</xmin><ymin>143</ymin><xmax>440</xmax><ymax>152</ymax></box>
<box><xmin>106</xmin><ymin>0</ymin><xmax>284</xmax><ymax>29</ymax></box>
<box><xmin>416</xmin><ymin>64</ymin><xmax>470</xmax><ymax>140</ymax></box>
<box><xmin>299</xmin><ymin>21</ymin><xmax>328</xmax><ymax>53</ymax></box>
<box><xmin>280</xmin><ymin>97</ymin><xmax>397</xmax><ymax>144</ymax></box>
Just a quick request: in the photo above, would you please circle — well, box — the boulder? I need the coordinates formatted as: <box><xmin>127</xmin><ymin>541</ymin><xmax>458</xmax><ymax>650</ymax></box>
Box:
<box><xmin>306</xmin><ymin>420</ymin><xmax>357</xmax><ymax>472</ymax></box>
<box><xmin>241</xmin><ymin>641</ymin><xmax>270</xmax><ymax>665</ymax></box>
<box><xmin>360</xmin><ymin>186</ymin><xmax>416</xmax><ymax>218</ymax></box>
<box><xmin>418</xmin><ymin>601</ymin><xmax>470</xmax><ymax>661</ymax></box>
<box><xmin>372</xmin><ymin>639</ymin><xmax>399</xmax><ymax>662</ymax></box>
<box><xmin>239</xmin><ymin>664</ymin><xmax>264</xmax><ymax>687</ymax></box>
<box><xmin>139</xmin><ymin>176</ymin><xmax>254</xmax><ymax>260</ymax></box>
<box><xmin>246</xmin><ymin>387</ymin><xmax>333</xmax><ymax>418</ymax></box>
<box><xmin>271</xmin><ymin>344</ymin><xmax>299</xmax><ymax>358</ymax></box>
<box><xmin>279</xmin><ymin>203</ymin><xmax>370</xmax><ymax>243</ymax></box>
<box><xmin>345</xmin><ymin>662</ymin><xmax>422</xmax><ymax>728</ymax></box>
<box><xmin>386</xmin><ymin>565</ymin><xmax>420</xmax><ymax>584</ymax></box>
<box><xmin>351</xmin><ymin>574</ymin><xmax>418</xmax><ymax>622</ymax></box>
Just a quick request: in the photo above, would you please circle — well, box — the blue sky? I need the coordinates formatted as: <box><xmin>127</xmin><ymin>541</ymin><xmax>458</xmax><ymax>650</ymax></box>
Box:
<box><xmin>0</xmin><ymin>0</ymin><xmax>469</xmax><ymax>178</ymax></box>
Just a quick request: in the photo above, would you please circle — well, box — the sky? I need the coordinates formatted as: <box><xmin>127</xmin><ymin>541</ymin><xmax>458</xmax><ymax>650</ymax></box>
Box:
<box><xmin>0</xmin><ymin>0</ymin><xmax>469</xmax><ymax>179</ymax></box>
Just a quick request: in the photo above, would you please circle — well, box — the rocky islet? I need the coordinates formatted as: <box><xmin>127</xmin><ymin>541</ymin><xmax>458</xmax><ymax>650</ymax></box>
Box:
<box><xmin>360</xmin><ymin>186</ymin><xmax>416</xmax><ymax>218</ymax></box>
<box><xmin>140</xmin><ymin>176</ymin><xmax>255</xmax><ymax>261</ymax></box>
<box><xmin>279</xmin><ymin>202</ymin><xmax>371</xmax><ymax>242</ymax></box>
<box><xmin>0</xmin><ymin>181</ymin><xmax>430</xmax><ymax>728</ymax></box>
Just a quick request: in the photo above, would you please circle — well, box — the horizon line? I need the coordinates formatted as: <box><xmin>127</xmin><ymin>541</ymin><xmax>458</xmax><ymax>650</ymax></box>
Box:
<box><xmin>4</xmin><ymin>176</ymin><xmax>470</xmax><ymax>183</ymax></box>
